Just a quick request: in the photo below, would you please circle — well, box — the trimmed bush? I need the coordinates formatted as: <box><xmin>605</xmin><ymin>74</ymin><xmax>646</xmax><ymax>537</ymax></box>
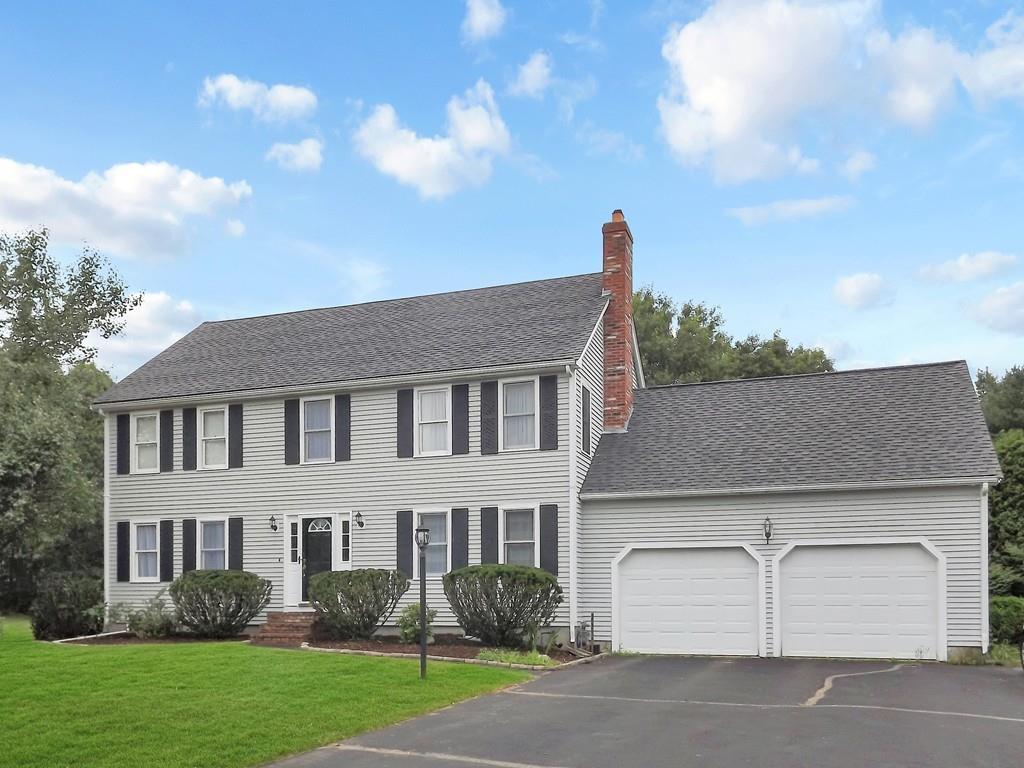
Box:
<box><xmin>110</xmin><ymin>590</ymin><xmax>177</xmax><ymax>639</ymax></box>
<box><xmin>169</xmin><ymin>570</ymin><xmax>272</xmax><ymax>639</ymax></box>
<box><xmin>308</xmin><ymin>569</ymin><xmax>409</xmax><ymax>640</ymax></box>
<box><xmin>990</xmin><ymin>595</ymin><xmax>1024</xmax><ymax>645</ymax></box>
<box><xmin>29</xmin><ymin>571</ymin><xmax>104</xmax><ymax>640</ymax></box>
<box><xmin>398</xmin><ymin>602</ymin><xmax>437</xmax><ymax>644</ymax></box>
<box><xmin>443</xmin><ymin>565</ymin><xmax>562</xmax><ymax>649</ymax></box>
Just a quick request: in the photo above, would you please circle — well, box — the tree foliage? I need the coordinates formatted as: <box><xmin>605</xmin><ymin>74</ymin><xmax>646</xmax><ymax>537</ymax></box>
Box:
<box><xmin>633</xmin><ymin>286</ymin><xmax>834</xmax><ymax>385</ymax></box>
<box><xmin>990</xmin><ymin>429</ymin><xmax>1024</xmax><ymax>596</ymax></box>
<box><xmin>976</xmin><ymin>366</ymin><xmax>1024</xmax><ymax>434</ymax></box>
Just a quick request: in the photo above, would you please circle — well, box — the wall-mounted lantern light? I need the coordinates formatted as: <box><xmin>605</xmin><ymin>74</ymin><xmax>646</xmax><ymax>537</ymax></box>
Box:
<box><xmin>269</xmin><ymin>515</ymin><xmax>278</xmax><ymax>532</ymax></box>
<box><xmin>354</xmin><ymin>511</ymin><xmax>365</xmax><ymax>529</ymax></box>
<box><xmin>763</xmin><ymin>516</ymin><xmax>773</xmax><ymax>544</ymax></box>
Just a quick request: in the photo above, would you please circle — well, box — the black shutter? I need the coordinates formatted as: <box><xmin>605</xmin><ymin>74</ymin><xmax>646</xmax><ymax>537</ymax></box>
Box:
<box><xmin>582</xmin><ymin>387</ymin><xmax>592</xmax><ymax>455</ymax></box>
<box><xmin>159</xmin><ymin>410</ymin><xmax>174</xmax><ymax>472</ymax></box>
<box><xmin>182</xmin><ymin>408</ymin><xmax>197</xmax><ymax>471</ymax></box>
<box><xmin>480</xmin><ymin>381</ymin><xmax>498</xmax><ymax>455</ymax></box>
<box><xmin>116</xmin><ymin>414</ymin><xmax>130</xmax><ymax>475</ymax></box>
<box><xmin>116</xmin><ymin>521</ymin><xmax>130</xmax><ymax>581</ymax></box>
<box><xmin>540</xmin><ymin>375</ymin><xmax>558</xmax><ymax>451</ymax></box>
<box><xmin>284</xmin><ymin>399</ymin><xmax>300</xmax><ymax>465</ymax></box>
<box><xmin>228</xmin><ymin>517</ymin><xmax>243</xmax><ymax>570</ymax></box>
<box><xmin>480</xmin><ymin>507</ymin><xmax>498</xmax><ymax>564</ymax></box>
<box><xmin>159</xmin><ymin>520</ymin><xmax>174</xmax><ymax>582</ymax></box>
<box><xmin>452</xmin><ymin>384</ymin><xmax>469</xmax><ymax>455</ymax></box>
<box><xmin>228</xmin><ymin>404</ymin><xmax>243</xmax><ymax>468</ymax></box>
<box><xmin>396</xmin><ymin>510</ymin><xmax>413</xmax><ymax>577</ymax></box>
<box><xmin>397</xmin><ymin>389</ymin><xmax>413</xmax><ymax>458</ymax></box>
<box><xmin>540</xmin><ymin>504</ymin><xmax>559</xmax><ymax>575</ymax></box>
<box><xmin>335</xmin><ymin>394</ymin><xmax>351</xmax><ymax>462</ymax></box>
<box><xmin>451</xmin><ymin>508</ymin><xmax>469</xmax><ymax>570</ymax></box>
<box><xmin>182</xmin><ymin>519</ymin><xmax>196</xmax><ymax>573</ymax></box>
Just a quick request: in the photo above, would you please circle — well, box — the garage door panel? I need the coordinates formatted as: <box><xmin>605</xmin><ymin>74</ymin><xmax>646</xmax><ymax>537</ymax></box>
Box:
<box><xmin>780</xmin><ymin>544</ymin><xmax>939</xmax><ymax>660</ymax></box>
<box><xmin>617</xmin><ymin>547</ymin><xmax>760</xmax><ymax>656</ymax></box>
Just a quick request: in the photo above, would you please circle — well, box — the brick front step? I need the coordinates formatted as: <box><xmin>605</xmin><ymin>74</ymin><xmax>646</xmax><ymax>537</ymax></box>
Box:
<box><xmin>252</xmin><ymin>612</ymin><xmax>316</xmax><ymax>646</ymax></box>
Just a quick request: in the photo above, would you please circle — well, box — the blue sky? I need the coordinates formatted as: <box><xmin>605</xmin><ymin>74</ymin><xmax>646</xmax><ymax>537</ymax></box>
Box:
<box><xmin>1</xmin><ymin>0</ymin><xmax>1022</xmax><ymax>378</ymax></box>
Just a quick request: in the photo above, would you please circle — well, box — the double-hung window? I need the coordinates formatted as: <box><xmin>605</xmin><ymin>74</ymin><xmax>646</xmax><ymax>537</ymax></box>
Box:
<box><xmin>133</xmin><ymin>522</ymin><xmax>159</xmax><ymax>581</ymax></box>
<box><xmin>501</xmin><ymin>507</ymin><xmax>538</xmax><ymax>567</ymax></box>
<box><xmin>416</xmin><ymin>511</ymin><xmax>449</xmax><ymax>577</ymax></box>
<box><xmin>200</xmin><ymin>520</ymin><xmax>227</xmax><ymax>570</ymax></box>
<box><xmin>199</xmin><ymin>406</ymin><xmax>228</xmax><ymax>469</ymax></box>
<box><xmin>132</xmin><ymin>413</ymin><xmax>159</xmax><ymax>473</ymax></box>
<box><xmin>302</xmin><ymin>397</ymin><xmax>333</xmax><ymax>463</ymax></box>
<box><xmin>415</xmin><ymin>387</ymin><xmax>451</xmax><ymax>456</ymax></box>
<box><xmin>500</xmin><ymin>378</ymin><xmax>538</xmax><ymax>451</ymax></box>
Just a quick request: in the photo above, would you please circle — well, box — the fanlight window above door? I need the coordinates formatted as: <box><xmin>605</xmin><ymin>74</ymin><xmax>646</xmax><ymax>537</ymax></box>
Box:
<box><xmin>307</xmin><ymin>518</ymin><xmax>332</xmax><ymax>533</ymax></box>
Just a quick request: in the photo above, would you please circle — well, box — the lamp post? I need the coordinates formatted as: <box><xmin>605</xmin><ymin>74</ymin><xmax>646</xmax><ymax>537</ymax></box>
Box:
<box><xmin>414</xmin><ymin>526</ymin><xmax>430</xmax><ymax>680</ymax></box>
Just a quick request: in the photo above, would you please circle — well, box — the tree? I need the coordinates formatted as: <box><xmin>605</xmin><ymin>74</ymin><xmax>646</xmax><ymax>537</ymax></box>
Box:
<box><xmin>990</xmin><ymin>430</ymin><xmax>1024</xmax><ymax>596</ymax></box>
<box><xmin>633</xmin><ymin>286</ymin><xmax>834</xmax><ymax>385</ymax></box>
<box><xmin>976</xmin><ymin>366</ymin><xmax>1024</xmax><ymax>434</ymax></box>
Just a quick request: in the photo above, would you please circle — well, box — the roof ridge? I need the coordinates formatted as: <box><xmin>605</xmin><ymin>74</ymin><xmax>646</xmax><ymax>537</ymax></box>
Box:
<box><xmin>643</xmin><ymin>360</ymin><xmax>967</xmax><ymax>391</ymax></box>
<box><xmin>202</xmin><ymin>271</ymin><xmax>603</xmax><ymax>326</ymax></box>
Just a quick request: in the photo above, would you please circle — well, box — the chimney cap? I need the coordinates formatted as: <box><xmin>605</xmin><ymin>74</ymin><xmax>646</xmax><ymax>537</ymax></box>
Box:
<box><xmin>611</xmin><ymin>209</ymin><xmax>625</xmax><ymax>222</ymax></box>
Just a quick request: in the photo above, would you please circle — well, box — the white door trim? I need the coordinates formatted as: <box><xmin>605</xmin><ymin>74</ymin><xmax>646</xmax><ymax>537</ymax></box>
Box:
<box><xmin>282</xmin><ymin>510</ymin><xmax>353</xmax><ymax>608</ymax></box>
<box><xmin>774</xmin><ymin>537</ymin><xmax>947</xmax><ymax>661</ymax></box>
<box><xmin>611</xmin><ymin>542</ymin><xmax>767</xmax><ymax>657</ymax></box>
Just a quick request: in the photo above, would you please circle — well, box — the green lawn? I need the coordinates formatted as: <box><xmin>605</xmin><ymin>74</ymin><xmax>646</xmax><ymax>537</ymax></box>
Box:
<box><xmin>0</xmin><ymin>616</ymin><xmax>528</xmax><ymax>768</ymax></box>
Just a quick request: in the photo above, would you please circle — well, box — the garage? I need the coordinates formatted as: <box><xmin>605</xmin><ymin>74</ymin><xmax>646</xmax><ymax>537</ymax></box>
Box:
<box><xmin>778</xmin><ymin>542</ymin><xmax>942</xmax><ymax>660</ymax></box>
<box><xmin>614</xmin><ymin>546</ymin><xmax>762</xmax><ymax>655</ymax></box>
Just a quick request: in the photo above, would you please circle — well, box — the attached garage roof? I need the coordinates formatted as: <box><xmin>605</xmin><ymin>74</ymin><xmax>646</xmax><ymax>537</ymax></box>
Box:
<box><xmin>581</xmin><ymin>361</ymin><xmax>1001</xmax><ymax>497</ymax></box>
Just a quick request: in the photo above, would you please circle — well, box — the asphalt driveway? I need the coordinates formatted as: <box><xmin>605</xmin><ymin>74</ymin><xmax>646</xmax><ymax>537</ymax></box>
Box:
<box><xmin>270</xmin><ymin>656</ymin><xmax>1024</xmax><ymax>768</ymax></box>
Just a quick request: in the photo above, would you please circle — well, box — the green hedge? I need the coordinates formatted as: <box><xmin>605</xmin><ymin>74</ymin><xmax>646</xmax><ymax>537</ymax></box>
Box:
<box><xmin>29</xmin><ymin>571</ymin><xmax>104</xmax><ymax>640</ymax></box>
<box><xmin>990</xmin><ymin>595</ymin><xmax>1024</xmax><ymax>645</ymax></box>
<box><xmin>442</xmin><ymin>564</ymin><xmax>562</xmax><ymax>648</ymax></box>
<box><xmin>308</xmin><ymin>569</ymin><xmax>409</xmax><ymax>640</ymax></box>
<box><xmin>169</xmin><ymin>570</ymin><xmax>272</xmax><ymax>639</ymax></box>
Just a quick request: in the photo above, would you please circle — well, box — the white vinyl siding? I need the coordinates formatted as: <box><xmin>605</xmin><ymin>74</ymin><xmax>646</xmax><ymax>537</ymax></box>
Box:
<box><xmin>580</xmin><ymin>485</ymin><xmax>985</xmax><ymax>655</ymax></box>
<box><xmin>106</xmin><ymin>375</ymin><xmax>572</xmax><ymax>627</ymax></box>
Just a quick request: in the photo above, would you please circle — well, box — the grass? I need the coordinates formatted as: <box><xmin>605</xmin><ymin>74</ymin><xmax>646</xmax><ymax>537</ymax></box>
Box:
<box><xmin>0</xmin><ymin>615</ymin><xmax>528</xmax><ymax>768</ymax></box>
<box><xmin>948</xmin><ymin>642</ymin><xmax>1023</xmax><ymax>667</ymax></box>
<box><xmin>476</xmin><ymin>648</ymin><xmax>559</xmax><ymax>667</ymax></box>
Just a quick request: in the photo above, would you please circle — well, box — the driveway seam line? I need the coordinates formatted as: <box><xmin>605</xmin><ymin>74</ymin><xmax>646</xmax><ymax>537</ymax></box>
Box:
<box><xmin>802</xmin><ymin>664</ymin><xmax>904</xmax><ymax>706</ymax></box>
<box><xmin>334</xmin><ymin>743</ymin><xmax>576</xmax><ymax>768</ymax></box>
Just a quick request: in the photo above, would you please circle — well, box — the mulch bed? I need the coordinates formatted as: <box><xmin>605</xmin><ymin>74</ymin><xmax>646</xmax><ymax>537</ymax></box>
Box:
<box><xmin>311</xmin><ymin>634</ymin><xmax>579</xmax><ymax>664</ymax></box>
<box><xmin>66</xmin><ymin>633</ymin><xmax>249</xmax><ymax>645</ymax></box>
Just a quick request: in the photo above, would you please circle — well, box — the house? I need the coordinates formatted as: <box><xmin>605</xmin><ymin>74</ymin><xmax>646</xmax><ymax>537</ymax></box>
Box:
<box><xmin>94</xmin><ymin>210</ymin><xmax>1001</xmax><ymax>661</ymax></box>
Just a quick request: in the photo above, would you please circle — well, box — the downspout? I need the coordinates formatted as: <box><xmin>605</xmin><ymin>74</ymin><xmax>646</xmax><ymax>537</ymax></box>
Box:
<box><xmin>980</xmin><ymin>482</ymin><xmax>990</xmax><ymax>653</ymax></box>
<box><xmin>566</xmin><ymin>363</ymin><xmax>579</xmax><ymax>643</ymax></box>
<box><xmin>102</xmin><ymin>410</ymin><xmax>111</xmax><ymax>627</ymax></box>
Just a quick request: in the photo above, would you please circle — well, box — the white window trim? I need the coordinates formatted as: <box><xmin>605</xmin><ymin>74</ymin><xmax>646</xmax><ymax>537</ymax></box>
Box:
<box><xmin>130</xmin><ymin>520</ymin><xmax>160</xmax><ymax>583</ymax></box>
<box><xmin>412</xmin><ymin>508</ymin><xmax>451</xmax><ymax>579</ymax></box>
<box><xmin>196</xmin><ymin>516</ymin><xmax>230</xmax><ymax>571</ymax></box>
<box><xmin>197</xmin><ymin>404</ymin><xmax>229</xmax><ymax>471</ymax></box>
<box><xmin>130</xmin><ymin>411</ymin><xmax>160</xmax><ymax>474</ymax></box>
<box><xmin>497</xmin><ymin>376</ymin><xmax>540</xmax><ymax>452</ymax></box>
<box><xmin>498</xmin><ymin>504</ymin><xmax>540</xmax><ymax>567</ymax></box>
<box><xmin>413</xmin><ymin>385</ymin><xmax>452</xmax><ymax>457</ymax></box>
<box><xmin>300</xmin><ymin>395</ymin><xmax>335</xmax><ymax>464</ymax></box>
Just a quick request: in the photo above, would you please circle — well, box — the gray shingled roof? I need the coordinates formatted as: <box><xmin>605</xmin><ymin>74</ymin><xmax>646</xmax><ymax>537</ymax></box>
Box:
<box><xmin>96</xmin><ymin>273</ymin><xmax>607</xmax><ymax>405</ymax></box>
<box><xmin>582</xmin><ymin>361</ymin><xmax>1001</xmax><ymax>496</ymax></box>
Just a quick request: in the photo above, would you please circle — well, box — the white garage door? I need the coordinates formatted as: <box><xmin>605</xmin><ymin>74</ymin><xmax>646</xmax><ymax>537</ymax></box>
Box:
<box><xmin>779</xmin><ymin>543</ymin><xmax>939</xmax><ymax>660</ymax></box>
<box><xmin>617</xmin><ymin>547</ymin><xmax>760</xmax><ymax>655</ymax></box>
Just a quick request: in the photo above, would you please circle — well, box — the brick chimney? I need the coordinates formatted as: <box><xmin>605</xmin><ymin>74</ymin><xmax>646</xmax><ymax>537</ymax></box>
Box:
<box><xmin>601</xmin><ymin>209</ymin><xmax>635</xmax><ymax>431</ymax></box>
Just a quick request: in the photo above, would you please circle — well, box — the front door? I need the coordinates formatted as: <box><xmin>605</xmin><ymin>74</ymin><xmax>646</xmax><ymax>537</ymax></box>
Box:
<box><xmin>301</xmin><ymin>517</ymin><xmax>334</xmax><ymax>602</ymax></box>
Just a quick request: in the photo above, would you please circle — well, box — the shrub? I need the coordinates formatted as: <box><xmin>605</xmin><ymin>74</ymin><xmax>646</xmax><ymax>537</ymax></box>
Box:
<box><xmin>443</xmin><ymin>565</ymin><xmax>562</xmax><ymax>649</ymax></box>
<box><xmin>477</xmin><ymin>648</ymin><xmax>558</xmax><ymax>667</ymax></box>
<box><xmin>169</xmin><ymin>570</ymin><xmax>272</xmax><ymax>639</ymax></box>
<box><xmin>397</xmin><ymin>602</ymin><xmax>437</xmax><ymax>644</ymax></box>
<box><xmin>29</xmin><ymin>571</ymin><xmax>104</xmax><ymax>640</ymax></box>
<box><xmin>110</xmin><ymin>590</ymin><xmax>177</xmax><ymax>639</ymax></box>
<box><xmin>990</xmin><ymin>595</ymin><xmax>1024</xmax><ymax>644</ymax></box>
<box><xmin>308</xmin><ymin>569</ymin><xmax>409</xmax><ymax>640</ymax></box>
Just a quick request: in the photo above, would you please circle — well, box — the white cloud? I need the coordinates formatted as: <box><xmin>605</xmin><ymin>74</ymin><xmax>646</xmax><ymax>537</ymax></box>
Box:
<box><xmin>727</xmin><ymin>195</ymin><xmax>853</xmax><ymax>225</ymax></box>
<box><xmin>509</xmin><ymin>51</ymin><xmax>553</xmax><ymax>99</ymax></box>
<box><xmin>841</xmin><ymin>150</ymin><xmax>876</xmax><ymax>181</ymax></box>
<box><xmin>92</xmin><ymin>291</ymin><xmax>202</xmax><ymax>377</ymax></box>
<box><xmin>340</xmin><ymin>257</ymin><xmax>389</xmax><ymax>302</ymax></box>
<box><xmin>657</xmin><ymin>2</ymin><xmax>1024</xmax><ymax>183</ymax></box>
<box><xmin>834</xmin><ymin>272</ymin><xmax>889</xmax><ymax>309</ymax></box>
<box><xmin>920</xmin><ymin>251</ymin><xmax>1017</xmax><ymax>282</ymax></box>
<box><xmin>975</xmin><ymin>281</ymin><xmax>1024</xmax><ymax>334</ymax></box>
<box><xmin>557</xmin><ymin>75</ymin><xmax>598</xmax><ymax>123</ymax></box>
<box><xmin>816</xmin><ymin>337</ymin><xmax>853</xmax><ymax>361</ymax></box>
<box><xmin>462</xmin><ymin>0</ymin><xmax>507</xmax><ymax>43</ymax></box>
<box><xmin>353</xmin><ymin>79</ymin><xmax>511</xmax><ymax>199</ymax></box>
<box><xmin>575</xmin><ymin>122</ymin><xmax>645</xmax><ymax>162</ymax></box>
<box><xmin>225</xmin><ymin>219</ymin><xmax>245</xmax><ymax>237</ymax></box>
<box><xmin>199</xmin><ymin>73</ymin><xmax>317</xmax><ymax>122</ymax></box>
<box><xmin>265</xmin><ymin>138</ymin><xmax>324</xmax><ymax>171</ymax></box>
<box><xmin>0</xmin><ymin>157</ymin><xmax>251</xmax><ymax>259</ymax></box>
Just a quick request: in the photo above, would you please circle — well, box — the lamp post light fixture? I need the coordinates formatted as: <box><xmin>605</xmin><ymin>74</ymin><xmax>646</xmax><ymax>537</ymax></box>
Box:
<box><xmin>763</xmin><ymin>516</ymin><xmax>773</xmax><ymax>544</ymax></box>
<box><xmin>414</xmin><ymin>526</ymin><xmax>430</xmax><ymax>680</ymax></box>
